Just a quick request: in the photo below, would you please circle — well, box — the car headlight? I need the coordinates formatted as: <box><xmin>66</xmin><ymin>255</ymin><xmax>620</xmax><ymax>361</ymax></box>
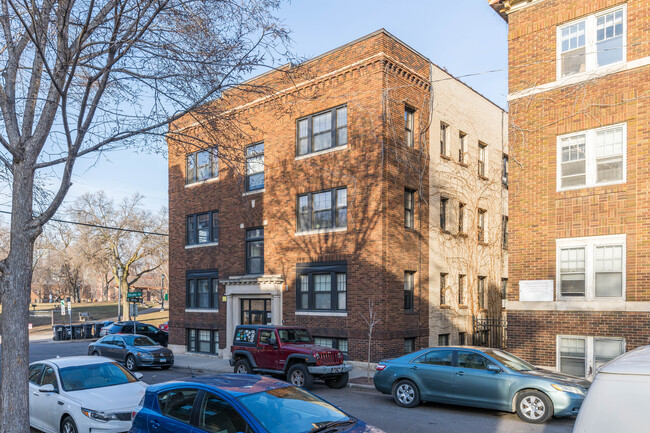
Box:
<box><xmin>136</xmin><ymin>352</ymin><xmax>154</xmax><ymax>360</ymax></box>
<box><xmin>81</xmin><ymin>408</ymin><xmax>118</xmax><ymax>422</ymax></box>
<box><xmin>551</xmin><ymin>383</ymin><xmax>586</xmax><ymax>395</ymax></box>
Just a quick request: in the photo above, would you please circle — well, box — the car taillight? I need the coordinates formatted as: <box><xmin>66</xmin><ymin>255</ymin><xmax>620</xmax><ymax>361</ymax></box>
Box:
<box><xmin>376</xmin><ymin>363</ymin><xmax>386</xmax><ymax>371</ymax></box>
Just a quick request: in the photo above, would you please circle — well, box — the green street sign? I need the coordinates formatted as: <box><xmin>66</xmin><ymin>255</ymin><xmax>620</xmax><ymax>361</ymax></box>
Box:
<box><xmin>127</xmin><ymin>291</ymin><xmax>142</xmax><ymax>298</ymax></box>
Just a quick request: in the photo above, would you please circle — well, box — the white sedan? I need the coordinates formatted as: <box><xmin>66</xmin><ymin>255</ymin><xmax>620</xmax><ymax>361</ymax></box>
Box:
<box><xmin>28</xmin><ymin>356</ymin><xmax>147</xmax><ymax>433</ymax></box>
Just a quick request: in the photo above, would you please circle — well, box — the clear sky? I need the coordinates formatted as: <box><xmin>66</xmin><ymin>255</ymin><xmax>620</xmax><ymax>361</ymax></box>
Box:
<box><xmin>57</xmin><ymin>0</ymin><xmax>507</xmax><ymax>213</ymax></box>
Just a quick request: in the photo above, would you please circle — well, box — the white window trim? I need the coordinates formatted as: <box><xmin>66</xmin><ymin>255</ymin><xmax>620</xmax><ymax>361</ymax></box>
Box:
<box><xmin>295</xmin><ymin>226</ymin><xmax>347</xmax><ymax>237</ymax></box>
<box><xmin>556</xmin><ymin>5</ymin><xmax>627</xmax><ymax>81</ymax></box>
<box><xmin>295</xmin><ymin>144</ymin><xmax>348</xmax><ymax>161</ymax></box>
<box><xmin>185</xmin><ymin>308</ymin><xmax>219</xmax><ymax>313</ymax></box>
<box><xmin>295</xmin><ymin>311</ymin><xmax>348</xmax><ymax>317</ymax></box>
<box><xmin>185</xmin><ymin>242</ymin><xmax>219</xmax><ymax>250</ymax></box>
<box><xmin>185</xmin><ymin>176</ymin><xmax>219</xmax><ymax>189</ymax></box>
<box><xmin>478</xmin><ymin>142</ymin><xmax>488</xmax><ymax>178</ymax></box>
<box><xmin>556</xmin><ymin>335</ymin><xmax>625</xmax><ymax>378</ymax></box>
<box><xmin>556</xmin><ymin>123</ymin><xmax>627</xmax><ymax>192</ymax></box>
<box><xmin>556</xmin><ymin>234</ymin><xmax>626</xmax><ymax>301</ymax></box>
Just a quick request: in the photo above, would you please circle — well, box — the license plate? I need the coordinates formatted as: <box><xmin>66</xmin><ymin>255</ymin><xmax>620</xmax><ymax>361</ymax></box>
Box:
<box><xmin>160</xmin><ymin>358</ymin><xmax>166</xmax><ymax>363</ymax></box>
<box><xmin>330</xmin><ymin>367</ymin><xmax>343</xmax><ymax>373</ymax></box>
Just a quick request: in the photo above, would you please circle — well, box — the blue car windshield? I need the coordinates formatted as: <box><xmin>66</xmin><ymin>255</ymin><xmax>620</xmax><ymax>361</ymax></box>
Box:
<box><xmin>59</xmin><ymin>362</ymin><xmax>137</xmax><ymax>391</ymax></box>
<box><xmin>486</xmin><ymin>349</ymin><xmax>535</xmax><ymax>371</ymax></box>
<box><xmin>238</xmin><ymin>386</ymin><xmax>351</xmax><ymax>433</ymax></box>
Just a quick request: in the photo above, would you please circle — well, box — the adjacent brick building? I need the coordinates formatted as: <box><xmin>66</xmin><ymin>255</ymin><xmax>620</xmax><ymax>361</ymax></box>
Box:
<box><xmin>167</xmin><ymin>30</ymin><xmax>507</xmax><ymax>361</ymax></box>
<box><xmin>490</xmin><ymin>0</ymin><xmax>650</xmax><ymax>378</ymax></box>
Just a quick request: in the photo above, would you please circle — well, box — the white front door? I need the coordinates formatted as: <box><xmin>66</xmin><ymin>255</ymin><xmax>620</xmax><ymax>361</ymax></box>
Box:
<box><xmin>557</xmin><ymin>335</ymin><xmax>625</xmax><ymax>379</ymax></box>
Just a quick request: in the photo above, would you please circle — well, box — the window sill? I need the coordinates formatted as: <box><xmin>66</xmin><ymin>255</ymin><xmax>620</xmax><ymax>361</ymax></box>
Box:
<box><xmin>457</xmin><ymin>232</ymin><xmax>468</xmax><ymax>238</ymax></box>
<box><xmin>404</xmin><ymin>310</ymin><xmax>418</xmax><ymax>315</ymax></box>
<box><xmin>185</xmin><ymin>177</ymin><xmax>219</xmax><ymax>188</ymax></box>
<box><xmin>185</xmin><ymin>242</ymin><xmax>219</xmax><ymax>249</ymax></box>
<box><xmin>458</xmin><ymin>305</ymin><xmax>468</xmax><ymax>310</ymax></box>
<box><xmin>440</xmin><ymin>305</ymin><xmax>451</xmax><ymax>310</ymax></box>
<box><xmin>405</xmin><ymin>227</ymin><xmax>419</xmax><ymax>234</ymax></box>
<box><xmin>243</xmin><ymin>188</ymin><xmax>265</xmax><ymax>196</ymax></box>
<box><xmin>478</xmin><ymin>175</ymin><xmax>489</xmax><ymax>181</ymax></box>
<box><xmin>458</xmin><ymin>161</ymin><xmax>468</xmax><ymax>168</ymax></box>
<box><xmin>295</xmin><ymin>145</ymin><xmax>348</xmax><ymax>161</ymax></box>
<box><xmin>478</xmin><ymin>241</ymin><xmax>489</xmax><ymax>246</ymax></box>
<box><xmin>557</xmin><ymin>180</ymin><xmax>626</xmax><ymax>193</ymax></box>
<box><xmin>295</xmin><ymin>227</ymin><xmax>347</xmax><ymax>237</ymax></box>
<box><xmin>440</xmin><ymin>154</ymin><xmax>451</xmax><ymax>161</ymax></box>
<box><xmin>295</xmin><ymin>311</ymin><xmax>348</xmax><ymax>317</ymax></box>
<box><xmin>185</xmin><ymin>308</ymin><xmax>220</xmax><ymax>313</ymax></box>
<box><xmin>439</xmin><ymin>229</ymin><xmax>451</xmax><ymax>235</ymax></box>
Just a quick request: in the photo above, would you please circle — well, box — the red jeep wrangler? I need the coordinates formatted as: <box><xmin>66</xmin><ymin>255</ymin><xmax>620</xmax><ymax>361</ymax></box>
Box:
<box><xmin>230</xmin><ymin>325</ymin><xmax>352</xmax><ymax>389</ymax></box>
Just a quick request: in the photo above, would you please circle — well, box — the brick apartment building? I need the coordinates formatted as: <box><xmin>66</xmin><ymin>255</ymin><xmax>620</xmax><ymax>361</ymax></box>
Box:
<box><xmin>167</xmin><ymin>30</ymin><xmax>507</xmax><ymax>361</ymax></box>
<box><xmin>490</xmin><ymin>0</ymin><xmax>650</xmax><ymax>379</ymax></box>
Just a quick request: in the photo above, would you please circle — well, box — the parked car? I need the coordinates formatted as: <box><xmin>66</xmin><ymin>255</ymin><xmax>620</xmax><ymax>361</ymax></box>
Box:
<box><xmin>374</xmin><ymin>346</ymin><xmax>590</xmax><ymax>423</ymax></box>
<box><xmin>130</xmin><ymin>374</ymin><xmax>384</xmax><ymax>433</ymax></box>
<box><xmin>88</xmin><ymin>334</ymin><xmax>174</xmax><ymax>371</ymax></box>
<box><xmin>28</xmin><ymin>356</ymin><xmax>147</xmax><ymax>433</ymax></box>
<box><xmin>98</xmin><ymin>320</ymin><xmax>115</xmax><ymax>337</ymax></box>
<box><xmin>104</xmin><ymin>321</ymin><xmax>169</xmax><ymax>346</ymax></box>
<box><xmin>159</xmin><ymin>321</ymin><xmax>169</xmax><ymax>332</ymax></box>
<box><xmin>573</xmin><ymin>345</ymin><xmax>650</xmax><ymax>433</ymax></box>
<box><xmin>230</xmin><ymin>325</ymin><xmax>352</xmax><ymax>389</ymax></box>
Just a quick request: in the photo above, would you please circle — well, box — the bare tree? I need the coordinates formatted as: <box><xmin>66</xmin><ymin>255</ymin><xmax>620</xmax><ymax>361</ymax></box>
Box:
<box><xmin>0</xmin><ymin>1</ymin><xmax>289</xmax><ymax>429</ymax></box>
<box><xmin>360</xmin><ymin>298</ymin><xmax>381</xmax><ymax>381</ymax></box>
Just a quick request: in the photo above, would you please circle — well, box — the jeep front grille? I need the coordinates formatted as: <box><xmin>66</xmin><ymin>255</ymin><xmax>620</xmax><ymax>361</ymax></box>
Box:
<box><xmin>320</xmin><ymin>352</ymin><xmax>339</xmax><ymax>365</ymax></box>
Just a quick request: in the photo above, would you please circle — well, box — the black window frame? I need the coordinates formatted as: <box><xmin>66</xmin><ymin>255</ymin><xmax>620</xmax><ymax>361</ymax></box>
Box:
<box><xmin>502</xmin><ymin>153</ymin><xmax>509</xmax><ymax>186</ymax></box>
<box><xmin>438</xmin><ymin>333</ymin><xmax>450</xmax><ymax>346</ymax></box>
<box><xmin>297</xmin><ymin>187</ymin><xmax>347</xmax><ymax>232</ymax></box>
<box><xmin>502</xmin><ymin>215</ymin><xmax>509</xmax><ymax>249</ymax></box>
<box><xmin>440</xmin><ymin>273</ymin><xmax>447</xmax><ymax>306</ymax></box>
<box><xmin>186</xmin><ymin>211</ymin><xmax>219</xmax><ymax>245</ymax></box>
<box><xmin>405</xmin><ymin>107</ymin><xmax>415</xmax><ymax>148</ymax></box>
<box><xmin>313</xmin><ymin>336</ymin><xmax>349</xmax><ymax>358</ymax></box>
<box><xmin>295</xmin><ymin>261</ymin><xmax>347</xmax><ymax>312</ymax></box>
<box><xmin>458</xmin><ymin>202</ymin><xmax>465</xmax><ymax>233</ymax></box>
<box><xmin>187</xmin><ymin>328</ymin><xmax>220</xmax><ymax>355</ymax></box>
<box><xmin>478</xmin><ymin>209</ymin><xmax>486</xmax><ymax>243</ymax></box>
<box><xmin>245</xmin><ymin>142</ymin><xmax>264</xmax><ymax>192</ymax></box>
<box><xmin>459</xmin><ymin>332</ymin><xmax>467</xmax><ymax>346</ymax></box>
<box><xmin>459</xmin><ymin>274</ymin><xmax>466</xmax><ymax>305</ymax></box>
<box><xmin>186</xmin><ymin>148</ymin><xmax>218</xmax><ymax>185</ymax></box>
<box><xmin>440</xmin><ymin>122</ymin><xmax>448</xmax><ymax>156</ymax></box>
<box><xmin>478</xmin><ymin>276</ymin><xmax>486</xmax><ymax>310</ymax></box>
<box><xmin>440</xmin><ymin>197</ymin><xmax>448</xmax><ymax>231</ymax></box>
<box><xmin>404</xmin><ymin>337</ymin><xmax>416</xmax><ymax>354</ymax></box>
<box><xmin>297</xmin><ymin>105</ymin><xmax>348</xmax><ymax>157</ymax></box>
<box><xmin>245</xmin><ymin>228</ymin><xmax>264</xmax><ymax>275</ymax></box>
<box><xmin>404</xmin><ymin>188</ymin><xmax>415</xmax><ymax>229</ymax></box>
<box><xmin>404</xmin><ymin>271</ymin><xmax>415</xmax><ymax>311</ymax></box>
<box><xmin>186</xmin><ymin>270</ymin><xmax>219</xmax><ymax>310</ymax></box>
<box><xmin>459</xmin><ymin>132</ymin><xmax>467</xmax><ymax>163</ymax></box>
<box><xmin>478</xmin><ymin>142</ymin><xmax>487</xmax><ymax>178</ymax></box>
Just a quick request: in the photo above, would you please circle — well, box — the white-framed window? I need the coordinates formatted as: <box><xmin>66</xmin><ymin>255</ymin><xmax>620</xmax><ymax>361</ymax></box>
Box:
<box><xmin>557</xmin><ymin>335</ymin><xmax>625</xmax><ymax>379</ymax></box>
<box><xmin>557</xmin><ymin>5</ymin><xmax>626</xmax><ymax>79</ymax></box>
<box><xmin>556</xmin><ymin>234</ymin><xmax>625</xmax><ymax>300</ymax></box>
<box><xmin>557</xmin><ymin>123</ymin><xmax>626</xmax><ymax>191</ymax></box>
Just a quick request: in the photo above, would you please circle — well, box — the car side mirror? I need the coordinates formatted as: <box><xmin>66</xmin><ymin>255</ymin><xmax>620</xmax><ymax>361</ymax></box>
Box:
<box><xmin>487</xmin><ymin>364</ymin><xmax>501</xmax><ymax>373</ymax></box>
<box><xmin>134</xmin><ymin>372</ymin><xmax>144</xmax><ymax>380</ymax></box>
<box><xmin>39</xmin><ymin>384</ymin><xmax>56</xmax><ymax>393</ymax></box>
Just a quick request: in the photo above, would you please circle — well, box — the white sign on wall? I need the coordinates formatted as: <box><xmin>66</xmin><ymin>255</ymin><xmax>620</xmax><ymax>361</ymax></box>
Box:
<box><xmin>519</xmin><ymin>280</ymin><xmax>554</xmax><ymax>302</ymax></box>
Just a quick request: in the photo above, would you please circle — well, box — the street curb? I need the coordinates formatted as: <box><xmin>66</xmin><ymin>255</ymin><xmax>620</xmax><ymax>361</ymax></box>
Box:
<box><xmin>348</xmin><ymin>382</ymin><xmax>376</xmax><ymax>391</ymax></box>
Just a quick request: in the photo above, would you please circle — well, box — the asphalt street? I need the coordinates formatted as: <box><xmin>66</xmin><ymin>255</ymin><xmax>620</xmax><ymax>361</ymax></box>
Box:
<box><xmin>23</xmin><ymin>339</ymin><xmax>576</xmax><ymax>433</ymax></box>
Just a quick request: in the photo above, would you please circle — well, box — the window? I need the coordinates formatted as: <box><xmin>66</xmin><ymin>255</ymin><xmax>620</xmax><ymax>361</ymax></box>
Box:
<box><xmin>186</xmin><ymin>211</ymin><xmax>219</xmax><ymax>245</ymax></box>
<box><xmin>558</xmin><ymin>7</ymin><xmax>625</xmax><ymax>78</ymax></box>
<box><xmin>296</xmin><ymin>261</ymin><xmax>347</xmax><ymax>312</ymax></box>
<box><xmin>297</xmin><ymin>106</ymin><xmax>347</xmax><ymax>156</ymax></box>
<box><xmin>158</xmin><ymin>388</ymin><xmax>200</xmax><ymax>424</ymax></box>
<box><xmin>41</xmin><ymin>366</ymin><xmax>59</xmax><ymax>391</ymax></box>
<box><xmin>440</xmin><ymin>122</ymin><xmax>448</xmax><ymax>156</ymax></box>
<box><xmin>458</xmin><ymin>351</ymin><xmax>497</xmax><ymax>371</ymax></box>
<box><xmin>557</xmin><ymin>235</ymin><xmax>625</xmax><ymax>299</ymax></box>
<box><xmin>186</xmin><ymin>271</ymin><xmax>219</xmax><ymax>309</ymax></box>
<box><xmin>439</xmin><ymin>273</ymin><xmax>447</xmax><ymax>306</ymax></box>
<box><xmin>459</xmin><ymin>132</ymin><xmax>467</xmax><ymax>164</ymax></box>
<box><xmin>297</xmin><ymin>187</ymin><xmax>347</xmax><ymax>232</ymax></box>
<box><xmin>313</xmin><ymin>337</ymin><xmax>349</xmax><ymax>356</ymax></box>
<box><xmin>459</xmin><ymin>274</ymin><xmax>466</xmax><ymax>305</ymax></box>
<box><xmin>405</xmin><ymin>108</ymin><xmax>415</xmax><ymax>147</ymax></box>
<box><xmin>187</xmin><ymin>329</ymin><xmax>220</xmax><ymax>355</ymax></box>
<box><xmin>29</xmin><ymin>364</ymin><xmax>43</xmax><ymax>384</ymax></box>
<box><xmin>502</xmin><ymin>154</ymin><xmax>508</xmax><ymax>186</ymax></box>
<box><xmin>199</xmin><ymin>392</ymin><xmax>251</xmax><ymax>433</ymax></box>
<box><xmin>459</xmin><ymin>332</ymin><xmax>467</xmax><ymax>346</ymax></box>
<box><xmin>440</xmin><ymin>197</ymin><xmax>448</xmax><ymax>231</ymax></box>
<box><xmin>478</xmin><ymin>209</ymin><xmax>486</xmax><ymax>243</ymax></box>
<box><xmin>478</xmin><ymin>143</ymin><xmax>487</xmax><ymax>178</ymax></box>
<box><xmin>478</xmin><ymin>276</ymin><xmax>486</xmax><ymax>310</ymax></box>
<box><xmin>438</xmin><ymin>334</ymin><xmax>449</xmax><ymax>346</ymax></box>
<box><xmin>186</xmin><ymin>148</ymin><xmax>218</xmax><ymax>184</ymax></box>
<box><xmin>404</xmin><ymin>337</ymin><xmax>416</xmax><ymax>354</ymax></box>
<box><xmin>458</xmin><ymin>202</ymin><xmax>465</xmax><ymax>234</ymax></box>
<box><xmin>245</xmin><ymin>143</ymin><xmax>264</xmax><ymax>192</ymax></box>
<box><xmin>404</xmin><ymin>271</ymin><xmax>415</xmax><ymax>311</ymax></box>
<box><xmin>558</xmin><ymin>336</ymin><xmax>625</xmax><ymax>378</ymax></box>
<box><xmin>501</xmin><ymin>278</ymin><xmax>508</xmax><ymax>300</ymax></box>
<box><xmin>404</xmin><ymin>188</ymin><xmax>415</xmax><ymax>229</ymax></box>
<box><xmin>246</xmin><ymin>228</ymin><xmax>264</xmax><ymax>275</ymax></box>
<box><xmin>558</xmin><ymin>124</ymin><xmax>626</xmax><ymax>190</ymax></box>
<box><xmin>502</xmin><ymin>215</ymin><xmax>508</xmax><ymax>249</ymax></box>
<box><xmin>414</xmin><ymin>349</ymin><xmax>453</xmax><ymax>366</ymax></box>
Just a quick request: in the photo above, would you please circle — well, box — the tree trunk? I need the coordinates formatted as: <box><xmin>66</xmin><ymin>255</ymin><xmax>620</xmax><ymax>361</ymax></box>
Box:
<box><xmin>1</xmin><ymin>163</ymin><xmax>38</xmax><ymax>433</ymax></box>
<box><xmin>120</xmin><ymin>280</ymin><xmax>131</xmax><ymax>322</ymax></box>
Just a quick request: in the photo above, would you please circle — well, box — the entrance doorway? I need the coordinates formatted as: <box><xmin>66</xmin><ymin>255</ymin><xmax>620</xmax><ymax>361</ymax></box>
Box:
<box><xmin>240</xmin><ymin>298</ymin><xmax>271</xmax><ymax>325</ymax></box>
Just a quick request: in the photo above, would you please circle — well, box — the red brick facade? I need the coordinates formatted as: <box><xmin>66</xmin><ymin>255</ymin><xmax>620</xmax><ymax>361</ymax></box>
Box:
<box><xmin>167</xmin><ymin>31</ymin><xmax>432</xmax><ymax>361</ymax></box>
<box><xmin>492</xmin><ymin>0</ymin><xmax>650</xmax><ymax>373</ymax></box>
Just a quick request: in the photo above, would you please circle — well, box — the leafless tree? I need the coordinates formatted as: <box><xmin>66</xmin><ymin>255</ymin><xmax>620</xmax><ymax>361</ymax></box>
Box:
<box><xmin>0</xmin><ymin>1</ymin><xmax>289</xmax><ymax>429</ymax></box>
<box><xmin>360</xmin><ymin>298</ymin><xmax>381</xmax><ymax>380</ymax></box>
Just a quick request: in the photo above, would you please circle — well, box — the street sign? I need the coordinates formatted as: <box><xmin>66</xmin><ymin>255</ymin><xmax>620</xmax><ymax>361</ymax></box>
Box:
<box><xmin>128</xmin><ymin>296</ymin><xmax>143</xmax><ymax>303</ymax></box>
<box><xmin>60</xmin><ymin>300</ymin><xmax>65</xmax><ymax>316</ymax></box>
<box><xmin>127</xmin><ymin>291</ymin><xmax>142</xmax><ymax>299</ymax></box>
<box><xmin>67</xmin><ymin>301</ymin><xmax>71</xmax><ymax>313</ymax></box>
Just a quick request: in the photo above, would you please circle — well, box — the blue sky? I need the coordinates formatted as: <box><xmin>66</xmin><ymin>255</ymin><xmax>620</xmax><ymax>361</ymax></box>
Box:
<box><xmin>60</xmin><ymin>0</ymin><xmax>507</xmax><ymax>213</ymax></box>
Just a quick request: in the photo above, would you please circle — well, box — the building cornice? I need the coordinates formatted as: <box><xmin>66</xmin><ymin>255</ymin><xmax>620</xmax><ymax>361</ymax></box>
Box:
<box><xmin>223</xmin><ymin>275</ymin><xmax>284</xmax><ymax>286</ymax></box>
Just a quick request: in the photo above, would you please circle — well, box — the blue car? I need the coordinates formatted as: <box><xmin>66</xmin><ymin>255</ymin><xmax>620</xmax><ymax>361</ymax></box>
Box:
<box><xmin>130</xmin><ymin>374</ymin><xmax>385</xmax><ymax>433</ymax></box>
<box><xmin>374</xmin><ymin>346</ymin><xmax>590</xmax><ymax>424</ymax></box>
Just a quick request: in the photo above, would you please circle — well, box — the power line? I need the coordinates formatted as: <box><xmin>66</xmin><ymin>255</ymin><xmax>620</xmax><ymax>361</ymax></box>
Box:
<box><xmin>0</xmin><ymin>210</ymin><xmax>168</xmax><ymax>236</ymax></box>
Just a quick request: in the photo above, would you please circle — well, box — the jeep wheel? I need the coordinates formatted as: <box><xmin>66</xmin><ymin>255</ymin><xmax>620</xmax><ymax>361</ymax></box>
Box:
<box><xmin>325</xmin><ymin>372</ymin><xmax>349</xmax><ymax>389</ymax></box>
<box><xmin>234</xmin><ymin>359</ymin><xmax>253</xmax><ymax>375</ymax></box>
<box><xmin>288</xmin><ymin>364</ymin><xmax>314</xmax><ymax>389</ymax></box>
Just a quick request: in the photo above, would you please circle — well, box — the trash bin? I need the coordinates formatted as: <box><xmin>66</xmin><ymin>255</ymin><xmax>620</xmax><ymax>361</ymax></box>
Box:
<box><xmin>62</xmin><ymin>325</ymin><xmax>72</xmax><ymax>340</ymax></box>
<box><xmin>52</xmin><ymin>325</ymin><xmax>64</xmax><ymax>341</ymax></box>
<box><xmin>72</xmin><ymin>324</ymin><xmax>83</xmax><ymax>340</ymax></box>
<box><xmin>82</xmin><ymin>323</ymin><xmax>94</xmax><ymax>339</ymax></box>
<box><xmin>93</xmin><ymin>322</ymin><xmax>104</xmax><ymax>338</ymax></box>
